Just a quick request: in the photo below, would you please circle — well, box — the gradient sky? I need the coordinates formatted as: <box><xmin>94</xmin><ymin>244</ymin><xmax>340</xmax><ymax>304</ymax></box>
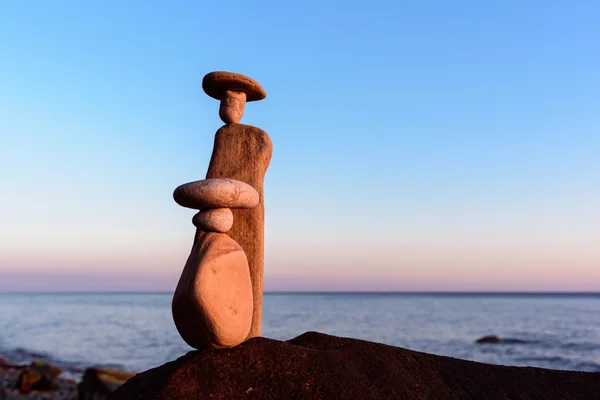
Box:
<box><xmin>1</xmin><ymin>1</ymin><xmax>599</xmax><ymax>291</ymax></box>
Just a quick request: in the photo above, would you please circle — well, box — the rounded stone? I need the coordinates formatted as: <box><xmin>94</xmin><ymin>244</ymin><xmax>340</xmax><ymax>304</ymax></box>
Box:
<box><xmin>172</xmin><ymin>232</ymin><xmax>253</xmax><ymax>349</ymax></box>
<box><xmin>219</xmin><ymin>90</ymin><xmax>246</xmax><ymax>124</ymax></box>
<box><xmin>193</xmin><ymin>208</ymin><xmax>233</xmax><ymax>233</ymax></box>
<box><xmin>203</xmin><ymin>71</ymin><xmax>266</xmax><ymax>102</ymax></box>
<box><xmin>174</xmin><ymin>178</ymin><xmax>259</xmax><ymax>210</ymax></box>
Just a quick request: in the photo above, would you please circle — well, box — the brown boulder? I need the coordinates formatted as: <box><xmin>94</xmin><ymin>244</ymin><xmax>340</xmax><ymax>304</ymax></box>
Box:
<box><xmin>16</xmin><ymin>360</ymin><xmax>62</xmax><ymax>393</ymax></box>
<box><xmin>78</xmin><ymin>367</ymin><xmax>135</xmax><ymax>400</ymax></box>
<box><xmin>109</xmin><ymin>332</ymin><xmax>600</xmax><ymax>400</ymax></box>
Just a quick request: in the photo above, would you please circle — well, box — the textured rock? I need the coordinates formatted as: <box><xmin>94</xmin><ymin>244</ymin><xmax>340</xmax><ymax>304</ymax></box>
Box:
<box><xmin>172</xmin><ymin>232</ymin><xmax>253</xmax><ymax>349</ymax></box>
<box><xmin>205</xmin><ymin>124</ymin><xmax>272</xmax><ymax>339</ymax></box>
<box><xmin>192</xmin><ymin>208</ymin><xmax>233</xmax><ymax>233</ymax></box>
<box><xmin>0</xmin><ymin>388</ymin><xmax>28</xmax><ymax>400</ymax></box>
<box><xmin>219</xmin><ymin>90</ymin><xmax>246</xmax><ymax>124</ymax></box>
<box><xmin>173</xmin><ymin>178</ymin><xmax>259</xmax><ymax>210</ymax></box>
<box><xmin>78</xmin><ymin>368</ymin><xmax>135</xmax><ymax>399</ymax></box>
<box><xmin>110</xmin><ymin>332</ymin><xmax>600</xmax><ymax>400</ymax></box>
<box><xmin>0</xmin><ymin>360</ymin><xmax>76</xmax><ymax>400</ymax></box>
<box><xmin>16</xmin><ymin>360</ymin><xmax>61</xmax><ymax>393</ymax></box>
<box><xmin>202</xmin><ymin>71</ymin><xmax>266</xmax><ymax>102</ymax></box>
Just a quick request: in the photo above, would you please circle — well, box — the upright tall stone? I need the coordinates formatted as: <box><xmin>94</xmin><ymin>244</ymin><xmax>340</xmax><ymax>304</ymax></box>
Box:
<box><xmin>201</xmin><ymin>71</ymin><xmax>272</xmax><ymax>338</ymax></box>
<box><xmin>205</xmin><ymin>123</ymin><xmax>272</xmax><ymax>338</ymax></box>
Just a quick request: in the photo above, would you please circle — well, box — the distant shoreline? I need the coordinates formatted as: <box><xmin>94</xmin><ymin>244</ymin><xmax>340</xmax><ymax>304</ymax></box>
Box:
<box><xmin>1</xmin><ymin>291</ymin><xmax>599</xmax><ymax>296</ymax></box>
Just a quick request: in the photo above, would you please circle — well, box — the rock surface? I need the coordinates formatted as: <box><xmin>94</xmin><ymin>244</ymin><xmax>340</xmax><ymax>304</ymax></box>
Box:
<box><xmin>17</xmin><ymin>361</ymin><xmax>61</xmax><ymax>393</ymax></box>
<box><xmin>219</xmin><ymin>90</ymin><xmax>247</xmax><ymax>124</ymax></box>
<box><xmin>173</xmin><ymin>178</ymin><xmax>259</xmax><ymax>210</ymax></box>
<box><xmin>476</xmin><ymin>335</ymin><xmax>501</xmax><ymax>343</ymax></box>
<box><xmin>78</xmin><ymin>367</ymin><xmax>135</xmax><ymax>399</ymax></box>
<box><xmin>476</xmin><ymin>335</ymin><xmax>531</xmax><ymax>344</ymax></box>
<box><xmin>110</xmin><ymin>332</ymin><xmax>600</xmax><ymax>400</ymax></box>
<box><xmin>0</xmin><ymin>358</ymin><xmax>77</xmax><ymax>400</ymax></box>
<box><xmin>172</xmin><ymin>232</ymin><xmax>253</xmax><ymax>349</ymax></box>
<box><xmin>192</xmin><ymin>208</ymin><xmax>233</xmax><ymax>233</ymax></box>
<box><xmin>205</xmin><ymin>124</ymin><xmax>272</xmax><ymax>339</ymax></box>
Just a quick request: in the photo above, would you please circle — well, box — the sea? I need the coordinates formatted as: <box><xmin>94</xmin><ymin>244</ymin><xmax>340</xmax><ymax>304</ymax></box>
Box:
<box><xmin>0</xmin><ymin>293</ymin><xmax>599</xmax><ymax>374</ymax></box>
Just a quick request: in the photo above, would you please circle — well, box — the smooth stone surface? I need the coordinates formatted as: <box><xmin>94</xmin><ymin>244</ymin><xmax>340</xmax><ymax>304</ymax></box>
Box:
<box><xmin>192</xmin><ymin>208</ymin><xmax>233</xmax><ymax>233</ymax></box>
<box><xmin>172</xmin><ymin>232</ymin><xmax>253</xmax><ymax>350</ymax></box>
<box><xmin>205</xmin><ymin>124</ymin><xmax>272</xmax><ymax>339</ymax></box>
<box><xmin>219</xmin><ymin>90</ymin><xmax>246</xmax><ymax>124</ymax></box>
<box><xmin>203</xmin><ymin>71</ymin><xmax>266</xmax><ymax>102</ymax></box>
<box><xmin>174</xmin><ymin>178</ymin><xmax>259</xmax><ymax>210</ymax></box>
<box><xmin>112</xmin><ymin>332</ymin><xmax>600</xmax><ymax>400</ymax></box>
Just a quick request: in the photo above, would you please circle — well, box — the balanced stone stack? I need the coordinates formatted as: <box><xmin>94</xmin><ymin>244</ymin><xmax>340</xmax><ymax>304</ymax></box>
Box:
<box><xmin>171</xmin><ymin>72</ymin><xmax>272</xmax><ymax>349</ymax></box>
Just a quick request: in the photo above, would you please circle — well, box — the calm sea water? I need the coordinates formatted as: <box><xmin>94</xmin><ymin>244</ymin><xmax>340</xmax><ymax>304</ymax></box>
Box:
<box><xmin>0</xmin><ymin>293</ymin><xmax>599</xmax><ymax>373</ymax></box>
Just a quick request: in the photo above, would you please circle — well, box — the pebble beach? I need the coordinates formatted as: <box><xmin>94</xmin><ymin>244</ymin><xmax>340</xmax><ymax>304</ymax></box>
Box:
<box><xmin>0</xmin><ymin>358</ymin><xmax>77</xmax><ymax>400</ymax></box>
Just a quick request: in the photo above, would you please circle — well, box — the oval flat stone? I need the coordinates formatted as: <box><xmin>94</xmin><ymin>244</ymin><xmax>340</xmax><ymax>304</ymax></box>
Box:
<box><xmin>203</xmin><ymin>71</ymin><xmax>266</xmax><ymax>102</ymax></box>
<box><xmin>172</xmin><ymin>232</ymin><xmax>253</xmax><ymax>349</ymax></box>
<box><xmin>174</xmin><ymin>178</ymin><xmax>259</xmax><ymax>210</ymax></box>
<box><xmin>193</xmin><ymin>208</ymin><xmax>233</xmax><ymax>233</ymax></box>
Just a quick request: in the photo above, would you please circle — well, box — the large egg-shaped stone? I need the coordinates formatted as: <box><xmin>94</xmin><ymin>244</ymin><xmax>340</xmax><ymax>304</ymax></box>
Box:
<box><xmin>172</xmin><ymin>232</ymin><xmax>253</xmax><ymax>349</ymax></box>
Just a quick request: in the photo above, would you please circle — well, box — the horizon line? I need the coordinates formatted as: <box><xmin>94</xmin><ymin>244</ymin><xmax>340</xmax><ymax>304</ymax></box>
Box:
<box><xmin>1</xmin><ymin>290</ymin><xmax>599</xmax><ymax>296</ymax></box>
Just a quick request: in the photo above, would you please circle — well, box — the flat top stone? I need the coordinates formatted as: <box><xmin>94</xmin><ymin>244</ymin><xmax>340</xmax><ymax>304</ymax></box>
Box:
<box><xmin>202</xmin><ymin>71</ymin><xmax>266</xmax><ymax>102</ymax></box>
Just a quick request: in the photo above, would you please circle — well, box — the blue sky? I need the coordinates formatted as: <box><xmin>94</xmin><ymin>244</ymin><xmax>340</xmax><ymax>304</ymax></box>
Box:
<box><xmin>1</xmin><ymin>1</ymin><xmax>599</xmax><ymax>291</ymax></box>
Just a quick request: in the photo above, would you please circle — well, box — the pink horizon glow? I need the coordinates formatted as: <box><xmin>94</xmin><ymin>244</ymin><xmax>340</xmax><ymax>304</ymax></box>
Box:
<box><xmin>2</xmin><ymin>235</ymin><xmax>599</xmax><ymax>292</ymax></box>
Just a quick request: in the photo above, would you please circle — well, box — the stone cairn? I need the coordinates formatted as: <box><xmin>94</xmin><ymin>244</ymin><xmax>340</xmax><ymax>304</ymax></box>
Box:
<box><xmin>171</xmin><ymin>71</ymin><xmax>272</xmax><ymax>349</ymax></box>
